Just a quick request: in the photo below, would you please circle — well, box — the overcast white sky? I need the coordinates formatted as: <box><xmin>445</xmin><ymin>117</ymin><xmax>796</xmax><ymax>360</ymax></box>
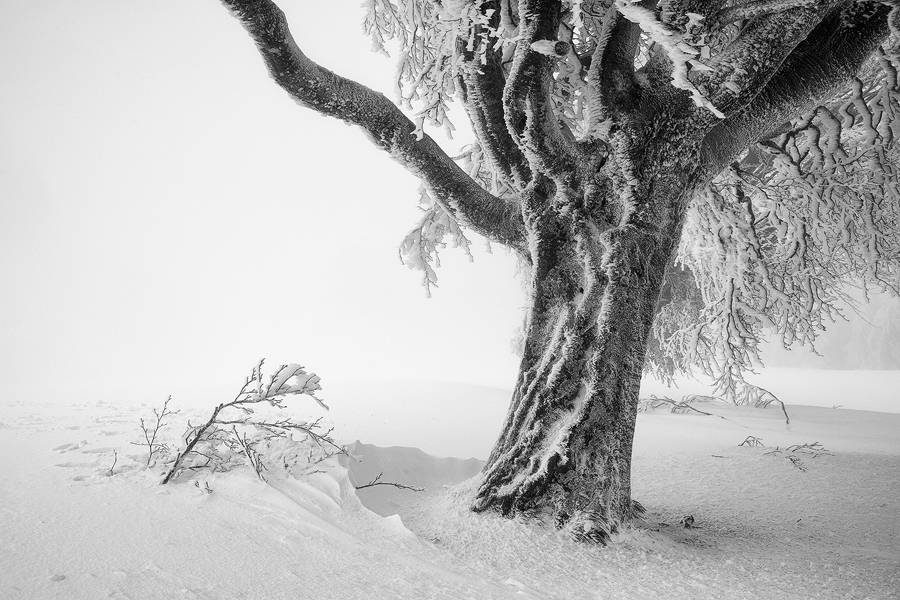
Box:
<box><xmin>2</xmin><ymin>0</ymin><xmax>898</xmax><ymax>416</ymax></box>
<box><xmin>0</xmin><ymin>0</ymin><xmax>526</xmax><ymax>407</ymax></box>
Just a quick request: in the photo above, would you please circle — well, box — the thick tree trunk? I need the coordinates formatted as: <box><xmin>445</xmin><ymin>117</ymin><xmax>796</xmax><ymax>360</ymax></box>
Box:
<box><xmin>473</xmin><ymin>220</ymin><xmax>681</xmax><ymax>540</ymax></box>
<box><xmin>472</xmin><ymin>117</ymin><xmax>698</xmax><ymax>540</ymax></box>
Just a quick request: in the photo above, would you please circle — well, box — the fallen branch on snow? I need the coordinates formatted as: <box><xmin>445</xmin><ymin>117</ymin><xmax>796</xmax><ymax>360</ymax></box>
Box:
<box><xmin>161</xmin><ymin>359</ymin><xmax>343</xmax><ymax>484</ymax></box>
<box><xmin>355</xmin><ymin>472</ymin><xmax>424</xmax><ymax>493</ymax></box>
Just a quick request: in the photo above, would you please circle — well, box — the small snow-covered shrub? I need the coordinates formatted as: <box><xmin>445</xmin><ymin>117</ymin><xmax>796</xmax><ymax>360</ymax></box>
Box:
<box><xmin>739</xmin><ymin>436</ymin><xmax>764</xmax><ymax>448</ymax></box>
<box><xmin>133</xmin><ymin>395</ymin><xmax>179</xmax><ymax>467</ymax></box>
<box><xmin>158</xmin><ymin>359</ymin><xmax>343</xmax><ymax>484</ymax></box>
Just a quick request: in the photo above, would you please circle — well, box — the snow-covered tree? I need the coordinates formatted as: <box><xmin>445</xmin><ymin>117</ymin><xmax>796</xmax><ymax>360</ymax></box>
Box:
<box><xmin>218</xmin><ymin>0</ymin><xmax>900</xmax><ymax>540</ymax></box>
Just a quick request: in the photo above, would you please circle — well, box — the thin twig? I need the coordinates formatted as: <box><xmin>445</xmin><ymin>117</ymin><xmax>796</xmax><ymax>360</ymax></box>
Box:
<box><xmin>739</xmin><ymin>435</ymin><xmax>764</xmax><ymax>447</ymax></box>
<box><xmin>231</xmin><ymin>425</ymin><xmax>267</xmax><ymax>481</ymax></box>
<box><xmin>640</xmin><ymin>395</ymin><xmax>749</xmax><ymax>428</ymax></box>
<box><xmin>355</xmin><ymin>472</ymin><xmax>424</xmax><ymax>493</ymax></box>
<box><xmin>133</xmin><ymin>395</ymin><xmax>179</xmax><ymax>466</ymax></box>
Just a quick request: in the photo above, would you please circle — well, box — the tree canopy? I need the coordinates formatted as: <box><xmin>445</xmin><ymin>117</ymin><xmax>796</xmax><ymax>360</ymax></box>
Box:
<box><xmin>362</xmin><ymin>0</ymin><xmax>900</xmax><ymax>391</ymax></box>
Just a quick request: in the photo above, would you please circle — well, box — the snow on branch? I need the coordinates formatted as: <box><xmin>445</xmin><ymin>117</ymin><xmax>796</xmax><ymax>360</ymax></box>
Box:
<box><xmin>454</xmin><ymin>141</ymin><xmax>520</xmax><ymax>200</ymax></box>
<box><xmin>502</xmin><ymin>0</ymin><xmax>582</xmax><ymax>181</ymax></box>
<box><xmin>161</xmin><ymin>359</ymin><xmax>341</xmax><ymax>484</ymax></box>
<box><xmin>363</xmin><ymin>0</ymin><xmax>495</xmax><ymax>137</ymax></box>
<box><xmin>717</xmin><ymin>0</ymin><xmax>816</xmax><ymax>25</ymax></box>
<box><xmin>457</xmin><ymin>42</ymin><xmax>533</xmax><ymax>191</ymax></box>
<box><xmin>614</xmin><ymin>0</ymin><xmax>723</xmax><ymax>118</ymax></box>
<box><xmin>399</xmin><ymin>185</ymin><xmax>475</xmax><ymax>296</ymax></box>
<box><xmin>651</xmin><ymin>51</ymin><xmax>900</xmax><ymax>394</ymax></box>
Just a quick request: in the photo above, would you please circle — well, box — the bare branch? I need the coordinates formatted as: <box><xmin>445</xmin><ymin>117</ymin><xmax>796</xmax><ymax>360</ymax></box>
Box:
<box><xmin>219</xmin><ymin>0</ymin><xmax>526</xmax><ymax>252</ymax></box>
<box><xmin>355</xmin><ymin>471</ymin><xmax>424</xmax><ymax>492</ymax></box>
<box><xmin>231</xmin><ymin>425</ymin><xmax>268</xmax><ymax>481</ymax></box>
<box><xmin>739</xmin><ymin>435</ymin><xmax>765</xmax><ymax>447</ymax></box>
<box><xmin>161</xmin><ymin>403</ymin><xmax>227</xmax><ymax>484</ymax></box>
<box><xmin>132</xmin><ymin>395</ymin><xmax>179</xmax><ymax>467</ymax></box>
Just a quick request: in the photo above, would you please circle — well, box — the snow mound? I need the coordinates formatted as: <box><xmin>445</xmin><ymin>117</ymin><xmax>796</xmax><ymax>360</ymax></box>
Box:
<box><xmin>346</xmin><ymin>440</ymin><xmax>483</xmax><ymax>517</ymax></box>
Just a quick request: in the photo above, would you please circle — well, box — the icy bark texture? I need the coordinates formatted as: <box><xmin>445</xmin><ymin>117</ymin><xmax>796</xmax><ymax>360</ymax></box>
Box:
<box><xmin>220</xmin><ymin>0</ymin><xmax>899</xmax><ymax>536</ymax></box>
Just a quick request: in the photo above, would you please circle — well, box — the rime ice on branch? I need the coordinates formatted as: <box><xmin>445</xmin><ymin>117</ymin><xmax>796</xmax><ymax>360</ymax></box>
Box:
<box><xmin>161</xmin><ymin>360</ymin><xmax>339</xmax><ymax>484</ymax></box>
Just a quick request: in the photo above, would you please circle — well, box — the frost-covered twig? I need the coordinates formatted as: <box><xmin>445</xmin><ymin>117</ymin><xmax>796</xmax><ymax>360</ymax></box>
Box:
<box><xmin>133</xmin><ymin>395</ymin><xmax>179</xmax><ymax>467</ymax></box>
<box><xmin>787</xmin><ymin>455</ymin><xmax>806</xmax><ymax>471</ymax></box>
<box><xmin>399</xmin><ymin>187</ymin><xmax>474</xmax><ymax>296</ymax></box>
<box><xmin>638</xmin><ymin>394</ymin><xmax>722</xmax><ymax>416</ymax></box>
<box><xmin>656</xmin><ymin>54</ymin><xmax>900</xmax><ymax>394</ymax></box>
<box><xmin>638</xmin><ymin>393</ymin><xmax>753</xmax><ymax>428</ymax></box>
<box><xmin>765</xmin><ymin>441</ymin><xmax>831</xmax><ymax>470</ymax></box>
<box><xmin>650</xmin><ymin>394</ymin><xmax>717</xmax><ymax>416</ymax></box>
<box><xmin>231</xmin><ymin>425</ymin><xmax>268</xmax><ymax>481</ymax></box>
<box><xmin>738</xmin><ymin>384</ymin><xmax>790</xmax><ymax>425</ymax></box>
<box><xmin>161</xmin><ymin>359</ymin><xmax>342</xmax><ymax>484</ymax></box>
<box><xmin>786</xmin><ymin>442</ymin><xmax>832</xmax><ymax>457</ymax></box>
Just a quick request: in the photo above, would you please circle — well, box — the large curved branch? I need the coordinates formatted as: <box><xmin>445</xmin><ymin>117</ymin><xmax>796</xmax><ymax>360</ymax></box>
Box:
<box><xmin>701</xmin><ymin>1</ymin><xmax>892</xmax><ymax>174</ymax></box>
<box><xmin>716</xmin><ymin>0</ymin><xmax>811</xmax><ymax>25</ymax></box>
<box><xmin>699</xmin><ymin>3</ymin><xmax>836</xmax><ymax>118</ymax></box>
<box><xmin>220</xmin><ymin>0</ymin><xmax>527</xmax><ymax>252</ymax></box>
<box><xmin>586</xmin><ymin>11</ymin><xmax>641</xmax><ymax>124</ymax></box>
<box><xmin>457</xmin><ymin>3</ymin><xmax>532</xmax><ymax>190</ymax></box>
<box><xmin>502</xmin><ymin>0</ymin><xmax>579</xmax><ymax>183</ymax></box>
<box><xmin>691</xmin><ymin>0</ymin><xmax>833</xmax><ymax>118</ymax></box>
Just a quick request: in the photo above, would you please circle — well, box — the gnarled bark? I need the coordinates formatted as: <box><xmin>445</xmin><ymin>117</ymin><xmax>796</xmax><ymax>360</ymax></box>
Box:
<box><xmin>473</xmin><ymin>225</ymin><xmax>673</xmax><ymax>540</ymax></box>
<box><xmin>472</xmin><ymin>106</ymin><xmax>705</xmax><ymax>537</ymax></box>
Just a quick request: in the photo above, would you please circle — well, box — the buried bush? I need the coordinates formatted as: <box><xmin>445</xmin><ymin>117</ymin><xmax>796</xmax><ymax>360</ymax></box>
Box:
<box><xmin>147</xmin><ymin>359</ymin><xmax>343</xmax><ymax>485</ymax></box>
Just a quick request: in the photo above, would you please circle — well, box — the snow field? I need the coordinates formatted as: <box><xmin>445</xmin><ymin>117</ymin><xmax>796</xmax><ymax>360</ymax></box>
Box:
<box><xmin>1</xmin><ymin>377</ymin><xmax>898</xmax><ymax>599</ymax></box>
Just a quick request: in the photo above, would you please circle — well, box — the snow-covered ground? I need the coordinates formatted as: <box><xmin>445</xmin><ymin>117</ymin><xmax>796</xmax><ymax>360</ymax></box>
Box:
<box><xmin>1</xmin><ymin>371</ymin><xmax>898</xmax><ymax>599</ymax></box>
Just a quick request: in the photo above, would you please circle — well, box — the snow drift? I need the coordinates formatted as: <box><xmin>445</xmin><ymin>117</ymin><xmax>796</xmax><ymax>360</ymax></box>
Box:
<box><xmin>0</xmin><ymin>379</ymin><xmax>897</xmax><ymax>599</ymax></box>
